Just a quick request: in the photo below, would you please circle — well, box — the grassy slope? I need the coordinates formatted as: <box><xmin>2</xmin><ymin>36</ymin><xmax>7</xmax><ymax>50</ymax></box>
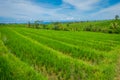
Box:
<box><xmin>0</xmin><ymin>34</ymin><xmax>47</xmax><ymax>80</ymax></box>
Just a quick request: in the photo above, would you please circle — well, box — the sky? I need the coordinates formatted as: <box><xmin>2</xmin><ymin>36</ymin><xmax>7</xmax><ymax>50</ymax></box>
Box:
<box><xmin>0</xmin><ymin>0</ymin><xmax>120</xmax><ymax>23</ymax></box>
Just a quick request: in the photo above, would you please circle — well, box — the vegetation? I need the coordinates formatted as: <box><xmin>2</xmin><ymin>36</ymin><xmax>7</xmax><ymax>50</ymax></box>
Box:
<box><xmin>115</xmin><ymin>15</ymin><xmax>119</xmax><ymax>20</ymax></box>
<box><xmin>1</xmin><ymin>18</ymin><xmax>120</xmax><ymax>34</ymax></box>
<box><xmin>0</xmin><ymin>26</ymin><xmax>120</xmax><ymax>80</ymax></box>
<box><xmin>0</xmin><ymin>34</ymin><xmax>47</xmax><ymax>80</ymax></box>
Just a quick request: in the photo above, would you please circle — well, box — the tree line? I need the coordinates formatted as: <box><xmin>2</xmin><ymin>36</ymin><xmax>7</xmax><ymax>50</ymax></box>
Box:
<box><xmin>26</xmin><ymin>15</ymin><xmax>120</xmax><ymax>34</ymax></box>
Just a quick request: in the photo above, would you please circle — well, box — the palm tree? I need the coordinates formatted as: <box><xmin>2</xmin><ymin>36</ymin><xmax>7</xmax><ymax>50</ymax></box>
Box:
<box><xmin>34</xmin><ymin>20</ymin><xmax>43</xmax><ymax>29</ymax></box>
<box><xmin>115</xmin><ymin>15</ymin><xmax>119</xmax><ymax>20</ymax></box>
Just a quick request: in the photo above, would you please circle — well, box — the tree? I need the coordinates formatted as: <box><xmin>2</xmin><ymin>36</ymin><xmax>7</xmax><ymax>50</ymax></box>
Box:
<box><xmin>115</xmin><ymin>15</ymin><xmax>119</xmax><ymax>20</ymax></box>
<box><xmin>34</xmin><ymin>20</ymin><xmax>43</xmax><ymax>29</ymax></box>
<box><xmin>27</xmin><ymin>21</ymin><xmax>31</xmax><ymax>28</ymax></box>
<box><xmin>34</xmin><ymin>20</ymin><xmax>42</xmax><ymax>29</ymax></box>
<box><xmin>53</xmin><ymin>22</ymin><xmax>63</xmax><ymax>30</ymax></box>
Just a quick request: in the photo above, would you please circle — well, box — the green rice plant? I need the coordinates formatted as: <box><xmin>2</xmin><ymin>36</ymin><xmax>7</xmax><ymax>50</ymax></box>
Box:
<box><xmin>22</xmin><ymin>28</ymin><xmax>118</xmax><ymax>50</ymax></box>
<box><xmin>0</xmin><ymin>27</ymin><xmax>120</xmax><ymax>80</ymax></box>
<box><xmin>0</xmin><ymin>27</ymin><xmax>100</xmax><ymax>80</ymax></box>
<box><xmin>14</xmin><ymin>28</ymin><xmax>107</xmax><ymax>65</ymax></box>
<box><xmin>0</xmin><ymin>38</ymin><xmax>47</xmax><ymax>80</ymax></box>
<box><xmin>19</xmin><ymin>28</ymin><xmax>120</xmax><ymax>51</ymax></box>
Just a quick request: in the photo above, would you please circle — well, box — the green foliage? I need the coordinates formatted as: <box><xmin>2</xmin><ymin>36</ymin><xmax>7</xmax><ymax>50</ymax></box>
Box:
<box><xmin>34</xmin><ymin>20</ymin><xmax>40</xmax><ymax>29</ymax></box>
<box><xmin>53</xmin><ymin>22</ymin><xmax>64</xmax><ymax>30</ymax></box>
<box><xmin>84</xmin><ymin>24</ymin><xmax>93</xmax><ymax>31</ymax></box>
<box><xmin>115</xmin><ymin>15</ymin><xmax>119</xmax><ymax>20</ymax></box>
<box><xmin>109</xmin><ymin>21</ymin><xmax>120</xmax><ymax>33</ymax></box>
<box><xmin>23</xmin><ymin>20</ymin><xmax>120</xmax><ymax>34</ymax></box>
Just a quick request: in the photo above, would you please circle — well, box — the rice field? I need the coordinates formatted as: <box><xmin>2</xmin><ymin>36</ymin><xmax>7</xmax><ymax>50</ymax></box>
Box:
<box><xmin>0</xmin><ymin>27</ymin><xmax>120</xmax><ymax>80</ymax></box>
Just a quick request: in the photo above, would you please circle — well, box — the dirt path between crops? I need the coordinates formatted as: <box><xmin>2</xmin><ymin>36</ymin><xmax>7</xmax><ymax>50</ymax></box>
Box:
<box><xmin>114</xmin><ymin>56</ymin><xmax>120</xmax><ymax>80</ymax></box>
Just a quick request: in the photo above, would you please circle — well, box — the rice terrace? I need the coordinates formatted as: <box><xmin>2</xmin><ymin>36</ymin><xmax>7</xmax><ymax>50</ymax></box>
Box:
<box><xmin>0</xmin><ymin>0</ymin><xmax>120</xmax><ymax>80</ymax></box>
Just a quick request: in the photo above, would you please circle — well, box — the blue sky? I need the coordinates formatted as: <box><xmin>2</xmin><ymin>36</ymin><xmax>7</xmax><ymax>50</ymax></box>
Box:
<box><xmin>0</xmin><ymin>0</ymin><xmax>120</xmax><ymax>23</ymax></box>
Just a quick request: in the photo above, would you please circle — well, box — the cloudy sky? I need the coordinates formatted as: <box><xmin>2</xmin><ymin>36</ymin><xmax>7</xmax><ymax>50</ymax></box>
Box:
<box><xmin>0</xmin><ymin>0</ymin><xmax>120</xmax><ymax>23</ymax></box>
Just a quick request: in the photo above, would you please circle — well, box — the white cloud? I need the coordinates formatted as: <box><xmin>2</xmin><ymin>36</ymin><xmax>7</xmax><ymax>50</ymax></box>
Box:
<box><xmin>63</xmin><ymin>0</ymin><xmax>100</xmax><ymax>11</ymax></box>
<box><xmin>91</xmin><ymin>3</ymin><xmax>120</xmax><ymax>19</ymax></box>
<box><xmin>0</xmin><ymin>0</ymin><xmax>120</xmax><ymax>22</ymax></box>
<box><xmin>0</xmin><ymin>0</ymin><xmax>69</xmax><ymax>21</ymax></box>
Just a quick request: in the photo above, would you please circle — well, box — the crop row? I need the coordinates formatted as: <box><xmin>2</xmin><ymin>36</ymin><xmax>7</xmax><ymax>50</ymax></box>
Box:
<box><xmin>19</xmin><ymin>28</ymin><xmax>120</xmax><ymax>51</ymax></box>
<box><xmin>0</xmin><ymin>38</ymin><xmax>46</xmax><ymax>80</ymax></box>
<box><xmin>0</xmin><ymin>28</ymin><xmax>101</xmax><ymax>80</ymax></box>
<box><xmin>14</xmin><ymin>28</ymin><xmax>108</xmax><ymax>65</ymax></box>
<box><xmin>1</xmin><ymin>27</ymin><xmax>119</xmax><ymax>80</ymax></box>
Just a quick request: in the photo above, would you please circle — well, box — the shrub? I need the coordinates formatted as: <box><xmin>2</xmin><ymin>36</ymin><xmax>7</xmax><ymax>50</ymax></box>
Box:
<box><xmin>84</xmin><ymin>25</ymin><xmax>93</xmax><ymax>31</ymax></box>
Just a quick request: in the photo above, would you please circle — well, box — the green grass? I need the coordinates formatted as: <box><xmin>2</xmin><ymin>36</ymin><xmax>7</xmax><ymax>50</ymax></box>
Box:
<box><xmin>0</xmin><ymin>26</ymin><xmax>120</xmax><ymax>80</ymax></box>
